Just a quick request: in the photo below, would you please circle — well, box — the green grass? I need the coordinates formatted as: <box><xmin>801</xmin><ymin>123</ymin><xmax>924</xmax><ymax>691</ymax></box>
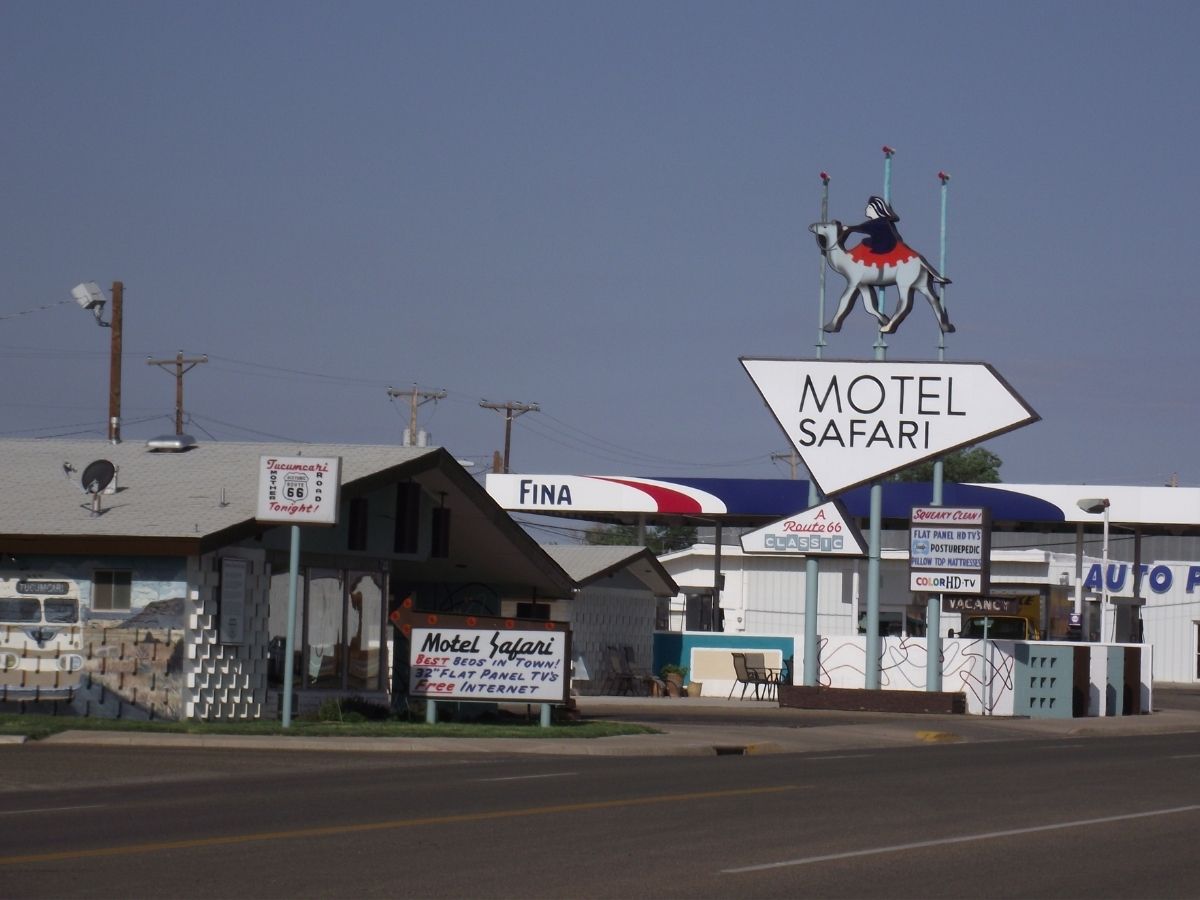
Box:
<box><xmin>0</xmin><ymin>713</ymin><xmax>658</xmax><ymax>742</ymax></box>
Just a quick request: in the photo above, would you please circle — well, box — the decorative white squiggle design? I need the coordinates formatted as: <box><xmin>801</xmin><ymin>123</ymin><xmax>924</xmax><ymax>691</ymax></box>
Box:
<box><xmin>815</xmin><ymin>636</ymin><xmax>1016</xmax><ymax>714</ymax></box>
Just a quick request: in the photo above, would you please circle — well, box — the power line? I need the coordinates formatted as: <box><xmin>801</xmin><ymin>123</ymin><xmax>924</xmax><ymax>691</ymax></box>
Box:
<box><xmin>0</xmin><ymin>298</ymin><xmax>74</xmax><ymax>322</ymax></box>
<box><xmin>186</xmin><ymin>412</ymin><xmax>306</xmax><ymax>443</ymax></box>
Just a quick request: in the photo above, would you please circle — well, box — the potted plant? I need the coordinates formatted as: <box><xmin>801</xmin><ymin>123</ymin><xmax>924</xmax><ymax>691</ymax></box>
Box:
<box><xmin>660</xmin><ymin>663</ymin><xmax>688</xmax><ymax>698</ymax></box>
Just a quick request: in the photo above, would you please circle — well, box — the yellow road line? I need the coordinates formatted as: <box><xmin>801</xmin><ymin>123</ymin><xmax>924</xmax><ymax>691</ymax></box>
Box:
<box><xmin>0</xmin><ymin>784</ymin><xmax>799</xmax><ymax>866</ymax></box>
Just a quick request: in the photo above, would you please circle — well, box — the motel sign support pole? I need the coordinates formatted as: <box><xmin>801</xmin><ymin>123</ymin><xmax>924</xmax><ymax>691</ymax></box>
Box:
<box><xmin>803</xmin><ymin>172</ymin><xmax>831</xmax><ymax>688</ymax></box>
<box><xmin>864</xmin><ymin>146</ymin><xmax>895</xmax><ymax>691</ymax></box>
<box><xmin>282</xmin><ymin>525</ymin><xmax>300</xmax><ymax>728</ymax></box>
<box><xmin>926</xmin><ymin>171</ymin><xmax>951</xmax><ymax>694</ymax></box>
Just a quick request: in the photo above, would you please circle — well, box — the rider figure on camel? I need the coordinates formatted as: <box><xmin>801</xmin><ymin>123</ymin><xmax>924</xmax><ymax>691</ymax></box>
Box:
<box><xmin>844</xmin><ymin>196</ymin><xmax>917</xmax><ymax>267</ymax></box>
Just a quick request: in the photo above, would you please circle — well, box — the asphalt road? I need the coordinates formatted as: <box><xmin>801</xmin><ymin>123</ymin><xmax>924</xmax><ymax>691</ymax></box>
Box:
<box><xmin>3</xmin><ymin>731</ymin><xmax>1200</xmax><ymax>899</ymax></box>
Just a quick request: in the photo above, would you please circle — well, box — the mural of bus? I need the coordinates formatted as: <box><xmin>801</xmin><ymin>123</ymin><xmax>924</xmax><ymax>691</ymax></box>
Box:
<box><xmin>0</xmin><ymin>574</ymin><xmax>84</xmax><ymax>701</ymax></box>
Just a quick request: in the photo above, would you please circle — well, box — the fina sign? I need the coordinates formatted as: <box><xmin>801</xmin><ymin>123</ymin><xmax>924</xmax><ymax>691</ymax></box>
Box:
<box><xmin>741</xmin><ymin>500</ymin><xmax>866</xmax><ymax>556</ymax></box>
<box><xmin>909</xmin><ymin>506</ymin><xmax>990</xmax><ymax>595</ymax></box>
<box><xmin>740</xmin><ymin>358</ymin><xmax>1038</xmax><ymax>496</ymax></box>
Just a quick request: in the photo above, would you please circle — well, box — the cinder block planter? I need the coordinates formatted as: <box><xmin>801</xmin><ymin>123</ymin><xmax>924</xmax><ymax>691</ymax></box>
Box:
<box><xmin>779</xmin><ymin>685</ymin><xmax>966</xmax><ymax>715</ymax></box>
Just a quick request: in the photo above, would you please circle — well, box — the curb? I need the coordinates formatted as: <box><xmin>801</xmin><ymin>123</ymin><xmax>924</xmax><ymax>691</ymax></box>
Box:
<box><xmin>0</xmin><ymin>735</ymin><xmax>27</xmax><ymax>744</ymax></box>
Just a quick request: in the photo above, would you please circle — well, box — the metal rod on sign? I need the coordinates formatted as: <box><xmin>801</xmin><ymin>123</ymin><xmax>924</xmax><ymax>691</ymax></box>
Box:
<box><xmin>873</xmin><ymin>147</ymin><xmax>894</xmax><ymax>357</ymax></box>
<box><xmin>865</xmin><ymin>146</ymin><xmax>894</xmax><ymax>691</ymax></box>
<box><xmin>927</xmin><ymin>172</ymin><xmax>951</xmax><ymax>693</ymax></box>
<box><xmin>815</xmin><ymin>172</ymin><xmax>830</xmax><ymax>356</ymax></box>
<box><xmin>937</xmin><ymin>171</ymin><xmax>951</xmax><ymax>362</ymax></box>
<box><xmin>804</xmin><ymin>172</ymin><xmax>830</xmax><ymax>688</ymax></box>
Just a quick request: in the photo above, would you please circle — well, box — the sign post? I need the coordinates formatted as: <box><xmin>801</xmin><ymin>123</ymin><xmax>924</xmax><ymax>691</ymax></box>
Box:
<box><xmin>255</xmin><ymin>455</ymin><xmax>342</xmax><ymax>728</ymax></box>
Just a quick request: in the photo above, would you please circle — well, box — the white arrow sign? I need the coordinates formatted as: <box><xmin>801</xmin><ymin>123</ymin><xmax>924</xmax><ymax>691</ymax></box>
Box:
<box><xmin>741</xmin><ymin>500</ymin><xmax>867</xmax><ymax>556</ymax></box>
<box><xmin>741</xmin><ymin>358</ymin><xmax>1039</xmax><ymax>496</ymax></box>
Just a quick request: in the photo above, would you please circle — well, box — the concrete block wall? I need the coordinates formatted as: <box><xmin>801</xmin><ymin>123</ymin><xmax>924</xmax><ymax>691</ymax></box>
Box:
<box><xmin>566</xmin><ymin>586</ymin><xmax>657</xmax><ymax>695</ymax></box>
<box><xmin>185</xmin><ymin>550</ymin><xmax>269</xmax><ymax>720</ymax></box>
<box><xmin>73</xmin><ymin>624</ymin><xmax>184</xmax><ymax>720</ymax></box>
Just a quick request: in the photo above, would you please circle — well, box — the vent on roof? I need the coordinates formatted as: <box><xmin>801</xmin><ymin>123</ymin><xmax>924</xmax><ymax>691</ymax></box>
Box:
<box><xmin>146</xmin><ymin>434</ymin><xmax>198</xmax><ymax>452</ymax></box>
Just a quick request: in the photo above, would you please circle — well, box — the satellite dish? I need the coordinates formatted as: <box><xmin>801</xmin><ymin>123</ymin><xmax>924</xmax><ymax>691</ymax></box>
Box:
<box><xmin>80</xmin><ymin>460</ymin><xmax>116</xmax><ymax>495</ymax></box>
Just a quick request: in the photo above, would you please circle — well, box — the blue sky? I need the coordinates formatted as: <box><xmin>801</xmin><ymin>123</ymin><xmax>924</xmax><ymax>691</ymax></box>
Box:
<box><xmin>3</xmin><ymin>1</ymin><xmax>1197</xmax><ymax>487</ymax></box>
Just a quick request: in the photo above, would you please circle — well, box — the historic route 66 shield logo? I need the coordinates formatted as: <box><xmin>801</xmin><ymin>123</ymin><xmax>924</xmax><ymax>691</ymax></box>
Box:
<box><xmin>284</xmin><ymin>472</ymin><xmax>309</xmax><ymax>501</ymax></box>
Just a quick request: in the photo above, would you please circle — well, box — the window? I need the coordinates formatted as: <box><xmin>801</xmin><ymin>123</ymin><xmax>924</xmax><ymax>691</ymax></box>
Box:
<box><xmin>305</xmin><ymin>570</ymin><xmax>344</xmax><ymax>688</ymax></box>
<box><xmin>347</xmin><ymin>497</ymin><xmax>369</xmax><ymax>551</ymax></box>
<box><xmin>44</xmin><ymin>599</ymin><xmax>80</xmax><ymax>624</ymax></box>
<box><xmin>92</xmin><ymin>571</ymin><xmax>132</xmax><ymax>611</ymax></box>
<box><xmin>267</xmin><ymin>564</ymin><xmax>389</xmax><ymax>692</ymax></box>
<box><xmin>516</xmin><ymin>602</ymin><xmax>550</xmax><ymax>620</ymax></box>
<box><xmin>0</xmin><ymin>598</ymin><xmax>40</xmax><ymax>623</ymax></box>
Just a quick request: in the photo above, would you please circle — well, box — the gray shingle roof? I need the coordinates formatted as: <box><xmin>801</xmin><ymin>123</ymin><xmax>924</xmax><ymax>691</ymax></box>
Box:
<box><xmin>0</xmin><ymin>438</ymin><xmax>438</xmax><ymax>540</ymax></box>
<box><xmin>542</xmin><ymin>544</ymin><xmax>677</xmax><ymax>596</ymax></box>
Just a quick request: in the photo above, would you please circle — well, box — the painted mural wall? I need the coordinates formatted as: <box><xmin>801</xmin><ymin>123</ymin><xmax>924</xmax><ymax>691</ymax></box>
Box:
<box><xmin>0</xmin><ymin>557</ymin><xmax>188</xmax><ymax>719</ymax></box>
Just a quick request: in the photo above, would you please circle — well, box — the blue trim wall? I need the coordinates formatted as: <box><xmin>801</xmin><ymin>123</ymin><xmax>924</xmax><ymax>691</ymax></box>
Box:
<box><xmin>654</xmin><ymin>632</ymin><xmax>796</xmax><ymax>684</ymax></box>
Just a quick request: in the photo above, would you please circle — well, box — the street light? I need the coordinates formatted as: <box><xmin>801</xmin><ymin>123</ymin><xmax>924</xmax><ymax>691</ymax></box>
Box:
<box><xmin>1077</xmin><ymin>497</ymin><xmax>1110</xmax><ymax>641</ymax></box>
<box><xmin>72</xmin><ymin>281</ymin><xmax>123</xmax><ymax>444</ymax></box>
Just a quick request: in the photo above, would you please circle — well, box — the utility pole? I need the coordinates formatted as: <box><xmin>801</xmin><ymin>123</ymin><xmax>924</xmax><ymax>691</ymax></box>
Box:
<box><xmin>387</xmin><ymin>385</ymin><xmax>446</xmax><ymax>446</ymax></box>
<box><xmin>108</xmin><ymin>282</ymin><xmax>123</xmax><ymax>443</ymax></box>
<box><xmin>771</xmin><ymin>449</ymin><xmax>800</xmax><ymax>479</ymax></box>
<box><xmin>146</xmin><ymin>351</ymin><xmax>208</xmax><ymax>435</ymax></box>
<box><xmin>480</xmin><ymin>400</ymin><xmax>539</xmax><ymax>473</ymax></box>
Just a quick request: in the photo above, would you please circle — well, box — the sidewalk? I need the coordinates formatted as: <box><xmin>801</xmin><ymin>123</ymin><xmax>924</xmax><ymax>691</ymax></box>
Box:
<box><xmin>32</xmin><ymin>695</ymin><xmax>1200</xmax><ymax>757</ymax></box>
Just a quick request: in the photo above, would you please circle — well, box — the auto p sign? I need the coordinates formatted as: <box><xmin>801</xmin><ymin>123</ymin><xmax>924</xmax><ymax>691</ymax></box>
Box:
<box><xmin>741</xmin><ymin>500</ymin><xmax>866</xmax><ymax>556</ymax></box>
<box><xmin>740</xmin><ymin>358</ymin><xmax>1038</xmax><ymax>497</ymax></box>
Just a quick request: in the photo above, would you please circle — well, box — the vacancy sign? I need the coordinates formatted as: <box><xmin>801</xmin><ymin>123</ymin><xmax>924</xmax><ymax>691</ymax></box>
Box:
<box><xmin>741</xmin><ymin>500</ymin><xmax>867</xmax><ymax>556</ymax></box>
<box><xmin>255</xmin><ymin>455</ymin><xmax>342</xmax><ymax>525</ymax></box>
<box><xmin>740</xmin><ymin>359</ymin><xmax>1038</xmax><ymax>496</ymax></box>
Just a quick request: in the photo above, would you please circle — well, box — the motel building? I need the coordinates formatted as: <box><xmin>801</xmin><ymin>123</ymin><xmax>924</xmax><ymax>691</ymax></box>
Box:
<box><xmin>0</xmin><ymin>439</ymin><xmax>675</xmax><ymax>721</ymax></box>
<box><xmin>488</xmin><ymin>474</ymin><xmax>1200</xmax><ymax>716</ymax></box>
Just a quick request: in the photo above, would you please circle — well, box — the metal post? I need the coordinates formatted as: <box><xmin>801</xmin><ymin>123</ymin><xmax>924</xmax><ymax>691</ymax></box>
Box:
<box><xmin>802</xmin><ymin>499</ymin><xmax>820</xmax><ymax>686</ymax></box>
<box><xmin>804</xmin><ymin>172</ymin><xmax>830</xmax><ymax>688</ymax></box>
<box><xmin>426</xmin><ymin>699</ymin><xmax>437</xmax><ymax>724</ymax></box>
<box><xmin>539</xmin><ymin>703</ymin><xmax>552</xmax><ymax>727</ymax></box>
<box><xmin>815</xmin><ymin>172</ymin><xmax>830</xmax><ymax>357</ymax></box>
<box><xmin>281</xmin><ymin>525</ymin><xmax>300</xmax><ymax>728</ymax></box>
<box><xmin>713</xmin><ymin>522</ymin><xmax>723</xmax><ymax>612</ymax></box>
<box><xmin>107</xmin><ymin>281</ymin><xmax>123</xmax><ymax>444</ymax></box>
<box><xmin>864</xmin><ymin>147</ymin><xmax>893</xmax><ymax>691</ymax></box>
<box><xmin>866</xmin><ymin>481</ymin><xmax>882</xmax><ymax>690</ymax></box>
<box><xmin>983</xmin><ymin>614</ymin><xmax>991</xmax><ymax>714</ymax></box>
<box><xmin>936</xmin><ymin>172</ymin><xmax>950</xmax><ymax>360</ymax></box>
<box><xmin>927</xmin><ymin>172</ymin><xmax>951</xmax><ymax>693</ymax></box>
<box><xmin>1101</xmin><ymin>505</ymin><xmax>1110</xmax><ymax>641</ymax></box>
<box><xmin>1074</xmin><ymin>524</ymin><xmax>1084</xmax><ymax>616</ymax></box>
<box><xmin>872</xmin><ymin>148</ymin><xmax>894</xmax><ymax>358</ymax></box>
